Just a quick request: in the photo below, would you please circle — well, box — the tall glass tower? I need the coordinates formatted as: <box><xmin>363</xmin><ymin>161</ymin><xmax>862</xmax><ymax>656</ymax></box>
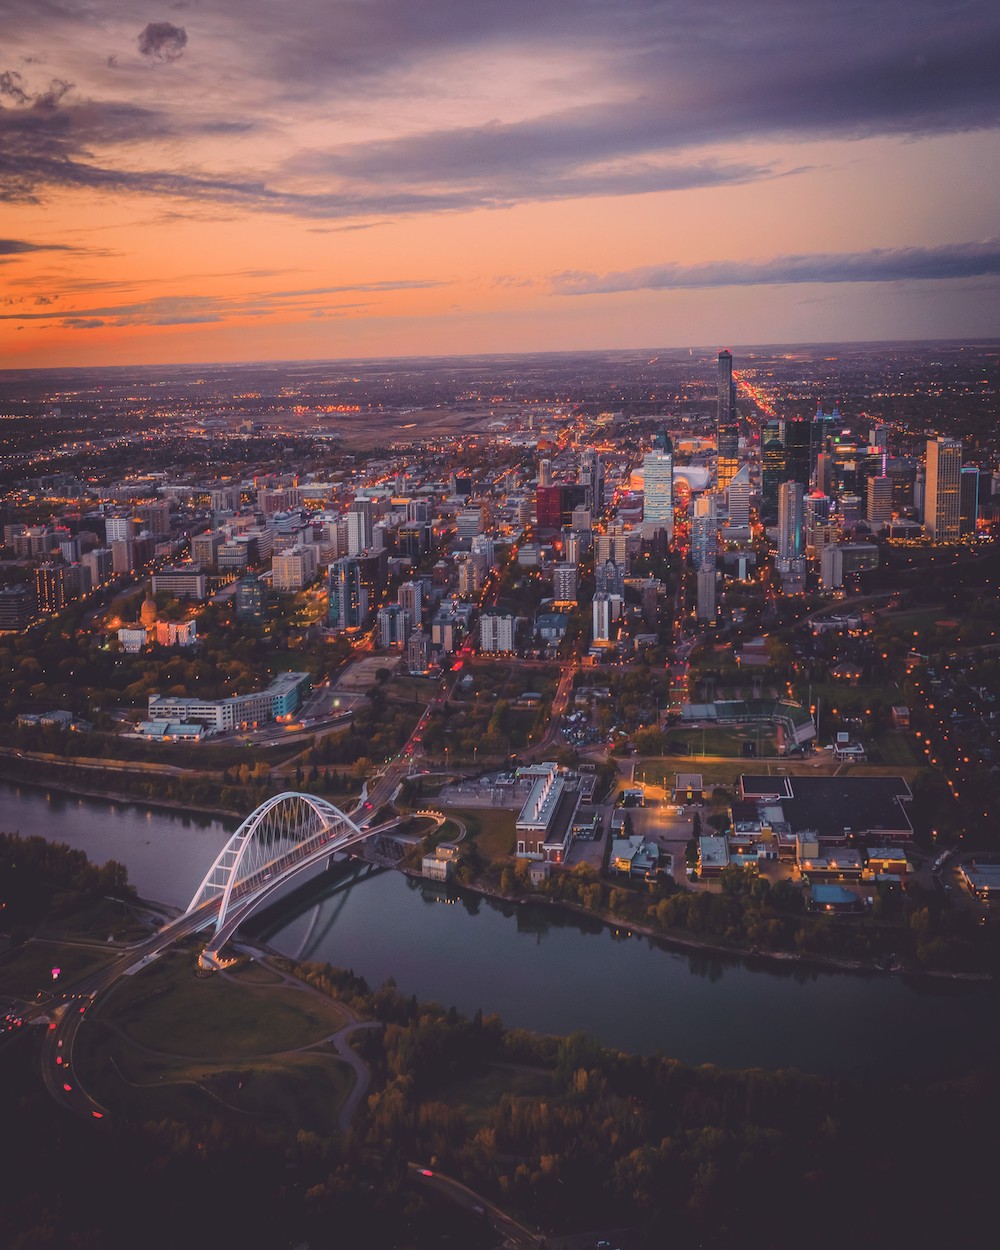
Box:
<box><xmin>716</xmin><ymin>350</ymin><xmax>738</xmax><ymax>488</ymax></box>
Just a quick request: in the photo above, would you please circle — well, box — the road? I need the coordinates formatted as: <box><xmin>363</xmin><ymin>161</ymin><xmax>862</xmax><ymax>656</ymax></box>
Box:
<box><xmin>36</xmin><ymin>900</ymin><xmax>220</xmax><ymax>1118</ymax></box>
<box><xmin>522</xmin><ymin>661</ymin><xmax>578</xmax><ymax>760</ymax></box>
<box><xmin>407</xmin><ymin>1163</ymin><xmax>544</xmax><ymax>1249</ymax></box>
<box><xmin>353</xmin><ymin>668</ymin><xmax>463</xmax><ymax>821</ymax></box>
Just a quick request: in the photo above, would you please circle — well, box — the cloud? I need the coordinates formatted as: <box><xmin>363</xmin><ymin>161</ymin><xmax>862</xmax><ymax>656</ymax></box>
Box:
<box><xmin>551</xmin><ymin>241</ymin><xmax>1000</xmax><ymax>294</ymax></box>
<box><xmin>3</xmin><ymin>1</ymin><xmax>1000</xmax><ymax>223</ymax></box>
<box><xmin>0</xmin><ymin>237</ymin><xmax>72</xmax><ymax>258</ymax></box>
<box><xmin>137</xmin><ymin>22</ymin><xmax>188</xmax><ymax>63</ymax></box>
<box><xmin>0</xmin><ymin>276</ymin><xmax>445</xmax><ymax>327</ymax></box>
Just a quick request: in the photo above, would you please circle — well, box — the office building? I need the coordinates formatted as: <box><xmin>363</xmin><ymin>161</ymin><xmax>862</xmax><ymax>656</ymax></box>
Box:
<box><xmin>480</xmin><ymin>612</ymin><xmax>516</xmax><ymax>653</ymax></box>
<box><xmin>592</xmin><ymin>591</ymin><xmax>623</xmax><ymax>643</ymax></box>
<box><xmin>191</xmin><ymin>530</ymin><xmax>222</xmax><ymax>572</ymax></box>
<box><xmin>716</xmin><ymin>350</ymin><xmax>738</xmax><ymax>488</ymax></box>
<box><xmin>347</xmin><ymin>497</ymin><xmax>374</xmax><ymax>556</ymax></box>
<box><xmin>272</xmin><ymin>545</ymin><xmax>318</xmax><ymax>592</ymax></box>
<box><xmin>641</xmin><ymin>436</ymin><xmax>674</xmax><ymax>540</ymax></box>
<box><xmin>398</xmin><ymin>580</ymin><xmax>424</xmax><ymax>625</ymax></box>
<box><xmin>328</xmin><ymin>557</ymin><xmax>370</xmax><ymax>631</ymax></box>
<box><xmin>211</xmin><ymin>486</ymin><xmax>241</xmax><ymax>513</ymax></box>
<box><xmin>34</xmin><ymin>563</ymin><xmax>83</xmax><ymax>614</ymax></box>
<box><xmin>691</xmin><ymin>493</ymin><xmax>719</xmax><ymax>572</ymax></box>
<box><xmin>866</xmin><ymin>476</ymin><xmax>893</xmax><ymax>528</ymax></box>
<box><xmin>152</xmin><ymin>568</ymin><xmax>208</xmax><ymax>600</ymax></box>
<box><xmin>820</xmin><ymin>543</ymin><xmax>879</xmax><ymax>590</ymax></box>
<box><xmin>0</xmin><ymin>586</ymin><xmax>37</xmax><ymax>632</ymax></box>
<box><xmin>105</xmin><ymin>514</ymin><xmax>135</xmax><ymax>544</ymax></box>
<box><xmin>761</xmin><ymin>430</ymin><xmax>785</xmax><ymax>524</ymax></box>
<box><xmin>726</xmin><ymin>464</ymin><xmax>752</xmax><ymax>528</ymax></box>
<box><xmin>234</xmin><ymin>576</ymin><xmax>266</xmax><ymax>623</ymax></box>
<box><xmin>779</xmin><ymin>418</ymin><xmax>812</xmax><ymax>489</ymax></box>
<box><xmin>777</xmin><ymin>481</ymin><xmax>804</xmax><ymax>561</ymax></box>
<box><xmin>376</xmin><ymin>603</ymin><xmax>411</xmax><ymax>648</ymax></box>
<box><xmin>960</xmin><ymin>465</ymin><xmax>980</xmax><ymax>536</ymax></box>
<box><xmin>924</xmin><ymin>438</ymin><xmax>962</xmax><ymax>542</ymax></box>
<box><xmin>148</xmin><ymin>672</ymin><xmax>310</xmax><ymax>734</ymax></box>
<box><xmin>406</xmin><ymin>629</ymin><xmax>430</xmax><ymax>672</ymax></box>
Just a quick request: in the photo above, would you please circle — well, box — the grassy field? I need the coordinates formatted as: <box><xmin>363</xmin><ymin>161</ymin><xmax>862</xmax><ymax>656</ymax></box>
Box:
<box><xmin>633</xmin><ymin>752</ymin><xmax>925</xmax><ymax>795</ymax></box>
<box><xmin>104</xmin><ymin>951</ymin><xmax>350</xmax><ymax>1057</ymax></box>
<box><xmin>446</xmin><ymin>807</ymin><xmax>516</xmax><ymax>862</ymax></box>
<box><xmin>77</xmin><ymin>951</ymin><xmax>359</xmax><ymax>1133</ymax></box>
<box><xmin>667</xmin><ymin>725</ymin><xmax>779</xmax><ymax>758</ymax></box>
<box><xmin>870</xmin><ymin>732</ymin><xmax>921</xmax><ymax>766</ymax></box>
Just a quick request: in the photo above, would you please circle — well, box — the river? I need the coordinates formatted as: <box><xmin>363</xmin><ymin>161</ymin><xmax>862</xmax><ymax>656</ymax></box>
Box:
<box><xmin>5</xmin><ymin>779</ymin><xmax>999</xmax><ymax>1078</ymax></box>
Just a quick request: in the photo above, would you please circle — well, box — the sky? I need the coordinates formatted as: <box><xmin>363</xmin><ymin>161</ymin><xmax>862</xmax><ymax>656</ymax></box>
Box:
<box><xmin>2</xmin><ymin>0</ymin><xmax>1000</xmax><ymax>369</ymax></box>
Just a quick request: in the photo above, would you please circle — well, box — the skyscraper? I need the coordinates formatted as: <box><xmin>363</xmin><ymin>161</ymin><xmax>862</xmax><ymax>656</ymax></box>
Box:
<box><xmin>761</xmin><ymin>430</ymin><xmax>785</xmax><ymax>524</ymax></box>
<box><xmin>716</xmin><ymin>350</ymin><xmax>738</xmax><ymax>488</ymax></box>
<box><xmin>960</xmin><ymin>465</ymin><xmax>980</xmax><ymax>536</ymax></box>
<box><xmin>726</xmin><ymin>463</ymin><xmax>751</xmax><ymax>528</ymax></box>
<box><xmin>780</xmin><ymin>418</ymin><xmax>812</xmax><ymax>490</ymax></box>
<box><xmin>777</xmin><ymin>481</ymin><xmax>804</xmax><ymax>561</ymax></box>
<box><xmin>641</xmin><ymin>435</ymin><xmax>674</xmax><ymax>539</ymax></box>
<box><xmin>866</xmin><ymin>476</ymin><xmax>893</xmax><ymax>528</ymax></box>
<box><xmin>691</xmin><ymin>493</ymin><xmax>719</xmax><ymax>572</ymax></box>
<box><xmin>328</xmin><ymin>557</ymin><xmax>370</xmax><ymax>630</ymax></box>
<box><xmin>346</xmin><ymin>496</ymin><xmax>374</xmax><ymax>556</ymax></box>
<box><xmin>924</xmin><ymin>438</ymin><xmax>962</xmax><ymax>543</ymax></box>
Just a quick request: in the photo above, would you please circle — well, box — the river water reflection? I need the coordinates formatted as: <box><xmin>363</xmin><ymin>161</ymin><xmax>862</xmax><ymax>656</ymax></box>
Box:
<box><xmin>5</xmin><ymin>780</ymin><xmax>999</xmax><ymax>1078</ymax></box>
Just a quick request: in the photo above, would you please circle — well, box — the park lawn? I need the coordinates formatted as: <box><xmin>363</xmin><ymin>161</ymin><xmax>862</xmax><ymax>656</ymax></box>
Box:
<box><xmin>105</xmin><ymin>951</ymin><xmax>350</xmax><ymax>1058</ymax></box>
<box><xmin>0</xmin><ymin>939</ymin><xmax>117</xmax><ymax>999</ymax></box>
<box><xmin>870</xmin><ymin>732</ymin><xmax>920</xmax><ymax>766</ymax></box>
<box><xmin>882</xmin><ymin>605</ymin><xmax>949</xmax><ymax>635</ymax></box>
<box><xmin>85</xmin><ymin>1035</ymin><xmax>354</xmax><ymax>1135</ymax></box>
<box><xmin>448</xmin><ymin>807</ymin><xmax>516</xmax><ymax>863</ymax></box>
<box><xmin>226</xmin><ymin>1050</ymin><xmax>355</xmax><ymax>1134</ymax></box>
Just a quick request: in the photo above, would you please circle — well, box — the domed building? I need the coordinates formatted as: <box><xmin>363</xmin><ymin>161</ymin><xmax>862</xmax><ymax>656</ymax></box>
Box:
<box><xmin>140</xmin><ymin>591</ymin><xmax>158</xmax><ymax>630</ymax></box>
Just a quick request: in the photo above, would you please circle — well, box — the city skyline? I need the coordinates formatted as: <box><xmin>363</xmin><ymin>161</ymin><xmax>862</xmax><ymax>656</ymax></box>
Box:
<box><xmin>3</xmin><ymin>1</ymin><xmax>1000</xmax><ymax>369</ymax></box>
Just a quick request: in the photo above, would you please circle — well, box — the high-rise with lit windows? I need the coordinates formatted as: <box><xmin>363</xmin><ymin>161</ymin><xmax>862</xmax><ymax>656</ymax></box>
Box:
<box><xmin>924</xmin><ymin>437</ymin><xmax>962</xmax><ymax>543</ymax></box>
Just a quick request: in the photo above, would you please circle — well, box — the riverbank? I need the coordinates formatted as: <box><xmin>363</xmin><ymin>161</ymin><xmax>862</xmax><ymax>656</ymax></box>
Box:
<box><xmin>401</xmin><ymin>865</ymin><xmax>996</xmax><ymax>985</ymax></box>
<box><xmin>0</xmin><ymin>761</ymin><xmax>244</xmax><ymax>827</ymax></box>
<box><xmin>7</xmin><ymin>761</ymin><xmax>994</xmax><ymax>986</ymax></box>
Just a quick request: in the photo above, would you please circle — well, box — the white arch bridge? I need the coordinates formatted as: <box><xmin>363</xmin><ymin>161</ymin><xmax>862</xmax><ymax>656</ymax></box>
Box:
<box><xmin>186</xmin><ymin>793</ymin><xmax>408</xmax><ymax>969</ymax></box>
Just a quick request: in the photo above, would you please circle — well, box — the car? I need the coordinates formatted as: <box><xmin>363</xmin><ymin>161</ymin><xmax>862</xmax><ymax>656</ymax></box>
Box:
<box><xmin>417</xmin><ymin>1168</ymin><xmax>434</xmax><ymax>1177</ymax></box>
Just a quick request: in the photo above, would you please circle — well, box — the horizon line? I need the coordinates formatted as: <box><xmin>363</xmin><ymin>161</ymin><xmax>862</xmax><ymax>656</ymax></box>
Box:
<box><xmin>2</xmin><ymin>335</ymin><xmax>999</xmax><ymax>379</ymax></box>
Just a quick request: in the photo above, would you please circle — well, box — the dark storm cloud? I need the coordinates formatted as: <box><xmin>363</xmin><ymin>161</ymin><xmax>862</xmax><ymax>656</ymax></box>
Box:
<box><xmin>0</xmin><ymin>89</ymin><xmax>252</xmax><ymax>204</ymax></box>
<box><xmin>0</xmin><ymin>237</ymin><xmax>71</xmax><ymax>256</ymax></box>
<box><xmin>3</xmin><ymin>1</ymin><xmax>1000</xmax><ymax>218</ymax></box>
<box><xmin>137</xmin><ymin>22</ymin><xmax>188</xmax><ymax>63</ymax></box>
<box><xmin>552</xmin><ymin>241</ymin><xmax>1000</xmax><ymax>294</ymax></box>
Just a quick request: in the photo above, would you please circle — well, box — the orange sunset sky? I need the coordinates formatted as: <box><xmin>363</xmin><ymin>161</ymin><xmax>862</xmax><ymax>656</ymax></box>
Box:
<box><xmin>2</xmin><ymin>1</ymin><xmax>1000</xmax><ymax>369</ymax></box>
